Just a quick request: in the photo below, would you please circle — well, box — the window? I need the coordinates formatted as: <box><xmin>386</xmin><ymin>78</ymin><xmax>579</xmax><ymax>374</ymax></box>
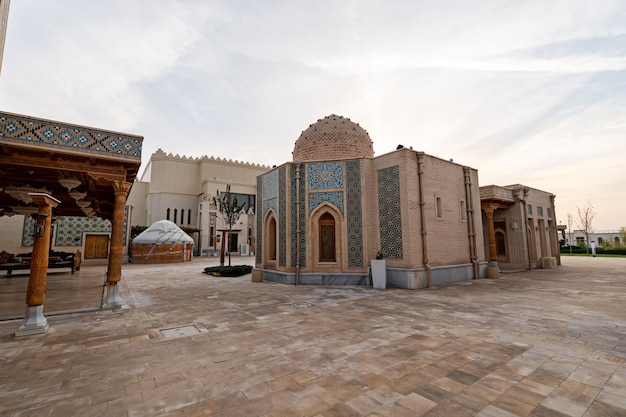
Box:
<box><xmin>615</xmin><ymin>237</ymin><xmax>621</xmax><ymax>246</ymax></box>
<box><xmin>181</xmin><ymin>209</ymin><xmax>185</xmax><ymax>224</ymax></box>
<box><xmin>188</xmin><ymin>210</ymin><xmax>191</xmax><ymax>225</ymax></box>
<box><xmin>166</xmin><ymin>208</ymin><xmax>170</xmax><ymax>221</ymax></box>
<box><xmin>436</xmin><ymin>196</ymin><xmax>443</xmax><ymax>219</ymax></box>
<box><xmin>527</xmin><ymin>204</ymin><xmax>532</xmax><ymax>215</ymax></box>
<box><xmin>537</xmin><ymin>206</ymin><xmax>543</xmax><ymax>217</ymax></box>
<box><xmin>547</xmin><ymin>207</ymin><xmax>552</xmax><ymax>218</ymax></box>
<box><xmin>598</xmin><ymin>237</ymin><xmax>603</xmax><ymax>245</ymax></box>
<box><xmin>319</xmin><ymin>212</ymin><xmax>336</xmax><ymax>262</ymax></box>
<box><xmin>496</xmin><ymin>231</ymin><xmax>506</xmax><ymax>256</ymax></box>
<box><xmin>460</xmin><ymin>200</ymin><xmax>467</xmax><ymax>221</ymax></box>
<box><xmin>174</xmin><ymin>209</ymin><xmax>178</xmax><ymax>224</ymax></box>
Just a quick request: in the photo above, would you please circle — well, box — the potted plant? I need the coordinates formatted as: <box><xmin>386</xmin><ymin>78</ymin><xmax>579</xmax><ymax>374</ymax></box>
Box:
<box><xmin>371</xmin><ymin>250</ymin><xmax>386</xmax><ymax>289</ymax></box>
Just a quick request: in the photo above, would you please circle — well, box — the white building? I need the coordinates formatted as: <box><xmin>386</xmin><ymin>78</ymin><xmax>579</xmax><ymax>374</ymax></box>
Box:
<box><xmin>127</xmin><ymin>149</ymin><xmax>270</xmax><ymax>256</ymax></box>
<box><xmin>562</xmin><ymin>229</ymin><xmax>623</xmax><ymax>248</ymax></box>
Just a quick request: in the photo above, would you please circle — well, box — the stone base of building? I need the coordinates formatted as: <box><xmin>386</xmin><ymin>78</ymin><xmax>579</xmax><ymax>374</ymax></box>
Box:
<box><xmin>257</xmin><ymin>263</ymin><xmax>487</xmax><ymax>289</ymax></box>
<box><xmin>388</xmin><ymin>263</ymin><xmax>488</xmax><ymax>289</ymax></box>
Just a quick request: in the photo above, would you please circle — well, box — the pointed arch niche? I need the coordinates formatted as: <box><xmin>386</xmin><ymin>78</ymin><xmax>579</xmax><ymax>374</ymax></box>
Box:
<box><xmin>310</xmin><ymin>204</ymin><xmax>344</xmax><ymax>269</ymax></box>
<box><xmin>264</xmin><ymin>211</ymin><xmax>278</xmax><ymax>266</ymax></box>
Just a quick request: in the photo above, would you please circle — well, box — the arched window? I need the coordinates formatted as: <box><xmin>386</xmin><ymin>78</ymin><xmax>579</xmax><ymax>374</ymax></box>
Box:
<box><xmin>319</xmin><ymin>212</ymin><xmax>336</xmax><ymax>262</ymax></box>
<box><xmin>268</xmin><ymin>217</ymin><xmax>277</xmax><ymax>261</ymax></box>
<box><xmin>174</xmin><ymin>209</ymin><xmax>178</xmax><ymax>224</ymax></box>
<box><xmin>188</xmin><ymin>210</ymin><xmax>191</xmax><ymax>225</ymax></box>
<box><xmin>598</xmin><ymin>237</ymin><xmax>603</xmax><ymax>245</ymax></box>
<box><xmin>615</xmin><ymin>237</ymin><xmax>621</xmax><ymax>246</ymax></box>
<box><xmin>166</xmin><ymin>208</ymin><xmax>171</xmax><ymax>221</ymax></box>
<box><xmin>181</xmin><ymin>209</ymin><xmax>185</xmax><ymax>225</ymax></box>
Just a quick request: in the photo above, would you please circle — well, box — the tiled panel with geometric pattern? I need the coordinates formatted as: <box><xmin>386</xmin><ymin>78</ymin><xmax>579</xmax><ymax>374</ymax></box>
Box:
<box><xmin>263</xmin><ymin>169</ymin><xmax>279</xmax><ymax>198</ymax></box>
<box><xmin>346</xmin><ymin>159</ymin><xmax>364</xmax><ymax>268</ymax></box>
<box><xmin>308</xmin><ymin>162</ymin><xmax>343</xmax><ymax>190</ymax></box>
<box><xmin>377</xmin><ymin>166</ymin><xmax>403</xmax><ymax>259</ymax></box>
<box><xmin>263</xmin><ymin>198</ymin><xmax>278</xmax><ymax>217</ymax></box>
<box><xmin>279</xmin><ymin>166</ymin><xmax>287</xmax><ymax>267</ymax></box>
<box><xmin>1</xmin><ymin>114</ymin><xmax>142</xmax><ymax>160</ymax></box>
<box><xmin>308</xmin><ymin>192</ymin><xmax>344</xmax><ymax>214</ymax></box>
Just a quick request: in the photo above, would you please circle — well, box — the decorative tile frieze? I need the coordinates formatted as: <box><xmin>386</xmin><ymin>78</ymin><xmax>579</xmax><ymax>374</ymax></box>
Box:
<box><xmin>1</xmin><ymin>113</ymin><xmax>142</xmax><ymax>160</ymax></box>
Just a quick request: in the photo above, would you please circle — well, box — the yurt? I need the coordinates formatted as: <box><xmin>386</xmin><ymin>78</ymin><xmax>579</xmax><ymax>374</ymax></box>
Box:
<box><xmin>131</xmin><ymin>220</ymin><xmax>194</xmax><ymax>264</ymax></box>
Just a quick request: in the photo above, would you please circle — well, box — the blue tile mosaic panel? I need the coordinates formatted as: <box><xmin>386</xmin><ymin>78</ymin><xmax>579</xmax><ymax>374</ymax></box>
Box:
<box><xmin>308</xmin><ymin>192</ymin><xmax>344</xmax><ymax>214</ymax></box>
<box><xmin>346</xmin><ymin>159</ymin><xmax>364</xmax><ymax>268</ymax></box>
<box><xmin>377</xmin><ymin>166</ymin><xmax>403</xmax><ymax>259</ymax></box>
<box><xmin>263</xmin><ymin>169</ymin><xmax>279</xmax><ymax>198</ymax></box>
<box><xmin>256</xmin><ymin>176</ymin><xmax>263</xmax><ymax>264</ymax></box>
<box><xmin>279</xmin><ymin>166</ymin><xmax>287</xmax><ymax>267</ymax></box>
<box><xmin>263</xmin><ymin>198</ymin><xmax>278</xmax><ymax>218</ymax></box>
<box><xmin>1</xmin><ymin>114</ymin><xmax>142</xmax><ymax>160</ymax></box>
<box><xmin>308</xmin><ymin>162</ymin><xmax>343</xmax><ymax>190</ymax></box>
<box><xmin>290</xmin><ymin>163</ymin><xmax>306</xmax><ymax>268</ymax></box>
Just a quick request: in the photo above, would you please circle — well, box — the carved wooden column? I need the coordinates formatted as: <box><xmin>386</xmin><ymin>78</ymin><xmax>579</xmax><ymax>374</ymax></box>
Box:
<box><xmin>483</xmin><ymin>205</ymin><xmax>500</xmax><ymax>278</ymax></box>
<box><xmin>104</xmin><ymin>181</ymin><xmax>131</xmax><ymax>309</ymax></box>
<box><xmin>16</xmin><ymin>193</ymin><xmax>59</xmax><ymax>336</ymax></box>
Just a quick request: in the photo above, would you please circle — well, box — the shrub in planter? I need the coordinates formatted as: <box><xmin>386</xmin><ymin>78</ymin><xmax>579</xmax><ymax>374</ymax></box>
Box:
<box><xmin>203</xmin><ymin>265</ymin><xmax>253</xmax><ymax>277</ymax></box>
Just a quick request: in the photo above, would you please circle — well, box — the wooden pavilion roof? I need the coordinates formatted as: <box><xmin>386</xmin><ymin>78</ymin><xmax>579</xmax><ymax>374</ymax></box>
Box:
<box><xmin>0</xmin><ymin>111</ymin><xmax>143</xmax><ymax>220</ymax></box>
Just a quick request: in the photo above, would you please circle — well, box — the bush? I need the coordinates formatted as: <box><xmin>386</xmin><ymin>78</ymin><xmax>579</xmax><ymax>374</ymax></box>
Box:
<box><xmin>203</xmin><ymin>265</ymin><xmax>253</xmax><ymax>277</ymax></box>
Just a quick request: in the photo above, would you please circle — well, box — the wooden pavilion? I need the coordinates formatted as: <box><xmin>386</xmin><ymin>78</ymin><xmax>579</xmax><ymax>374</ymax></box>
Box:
<box><xmin>0</xmin><ymin>110</ymin><xmax>143</xmax><ymax>335</ymax></box>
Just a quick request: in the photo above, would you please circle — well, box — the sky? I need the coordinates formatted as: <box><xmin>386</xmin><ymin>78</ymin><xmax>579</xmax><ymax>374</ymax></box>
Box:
<box><xmin>1</xmin><ymin>1</ymin><xmax>624</xmax><ymax>231</ymax></box>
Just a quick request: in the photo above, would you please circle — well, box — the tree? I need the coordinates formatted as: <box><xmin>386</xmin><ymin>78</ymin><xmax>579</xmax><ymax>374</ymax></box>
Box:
<box><xmin>577</xmin><ymin>201</ymin><xmax>596</xmax><ymax>255</ymax></box>
<box><xmin>566</xmin><ymin>212</ymin><xmax>574</xmax><ymax>254</ymax></box>
<box><xmin>212</xmin><ymin>184</ymin><xmax>245</xmax><ymax>266</ymax></box>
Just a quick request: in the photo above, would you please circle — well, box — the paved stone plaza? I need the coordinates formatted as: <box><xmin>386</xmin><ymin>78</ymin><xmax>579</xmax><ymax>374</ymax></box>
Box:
<box><xmin>0</xmin><ymin>256</ymin><xmax>625</xmax><ymax>417</ymax></box>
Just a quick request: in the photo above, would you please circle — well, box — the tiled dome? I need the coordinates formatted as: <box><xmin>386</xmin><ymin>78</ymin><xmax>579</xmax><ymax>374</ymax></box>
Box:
<box><xmin>292</xmin><ymin>114</ymin><xmax>374</xmax><ymax>162</ymax></box>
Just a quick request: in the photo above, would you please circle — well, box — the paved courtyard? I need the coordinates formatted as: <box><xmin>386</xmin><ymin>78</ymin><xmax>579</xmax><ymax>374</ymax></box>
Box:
<box><xmin>0</xmin><ymin>256</ymin><xmax>625</xmax><ymax>417</ymax></box>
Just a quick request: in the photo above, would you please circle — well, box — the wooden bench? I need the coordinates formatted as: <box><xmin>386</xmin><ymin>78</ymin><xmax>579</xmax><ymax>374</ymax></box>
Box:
<box><xmin>0</xmin><ymin>250</ymin><xmax>81</xmax><ymax>275</ymax></box>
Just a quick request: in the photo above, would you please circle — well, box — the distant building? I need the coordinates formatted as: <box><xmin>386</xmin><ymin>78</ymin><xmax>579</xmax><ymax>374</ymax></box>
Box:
<box><xmin>480</xmin><ymin>185</ymin><xmax>560</xmax><ymax>270</ymax></box>
<box><xmin>563</xmin><ymin>230</ymin><xmax>623</xmax><ymax>248</ymax></box>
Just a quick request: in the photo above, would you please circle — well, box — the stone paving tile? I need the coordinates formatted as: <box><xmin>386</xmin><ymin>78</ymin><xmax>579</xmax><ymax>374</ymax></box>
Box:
<box><xmin>1</xmin><ymin>256</ymin><xmax>626</xmax><ymax>416</ymax></box>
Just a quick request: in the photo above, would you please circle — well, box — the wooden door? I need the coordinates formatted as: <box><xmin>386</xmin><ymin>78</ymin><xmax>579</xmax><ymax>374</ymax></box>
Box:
<box><xmin>84</xmin><ymin>234</ymin><xmax>109</xmax><ymax>259</ymax></box>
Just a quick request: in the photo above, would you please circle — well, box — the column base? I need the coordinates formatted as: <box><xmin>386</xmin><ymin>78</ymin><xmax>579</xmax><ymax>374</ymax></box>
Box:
<box><xmin>15</xmin><ymin>305</ymin><xmax>49</xmax><ymax>337</ymax></box>
<box><xmin>486</xmin><ymin>264</ymin><xmax>500</xmax><ymax>279</ymax></box>
<box><xmin>103</xmin><ymin>284</ymin><xmax>122</xmax><ymax>309</ymax></box>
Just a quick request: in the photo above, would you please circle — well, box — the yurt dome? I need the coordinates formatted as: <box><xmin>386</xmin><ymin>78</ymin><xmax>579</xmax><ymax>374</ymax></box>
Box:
<box><xmin>131</xmin><ymin>220</ymin><xmax>194</xmax><ymax>264</ymax></box>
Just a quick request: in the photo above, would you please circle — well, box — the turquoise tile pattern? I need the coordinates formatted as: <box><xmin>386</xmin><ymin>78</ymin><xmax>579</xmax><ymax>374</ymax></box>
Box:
<box><xmin>1</xmin><ymin>114</ymin><xmax>141</xmax><ymax>160</ymax></box>
<box><xmin>308</xmin><ymin>162</ymin><xmax>343</xmax><ymax>190</ymax></box>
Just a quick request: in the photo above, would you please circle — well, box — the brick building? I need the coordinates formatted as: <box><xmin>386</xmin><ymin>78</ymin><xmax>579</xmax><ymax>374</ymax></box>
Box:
<box><xmin>480</xmin><ymin>184</ymin><xmax>560</xmax><ymax>271</ymax></box>
<box><xmin>253</xmin><ymin>114</ymin><xmax>487</xmax><ymax>288</ymax></box>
